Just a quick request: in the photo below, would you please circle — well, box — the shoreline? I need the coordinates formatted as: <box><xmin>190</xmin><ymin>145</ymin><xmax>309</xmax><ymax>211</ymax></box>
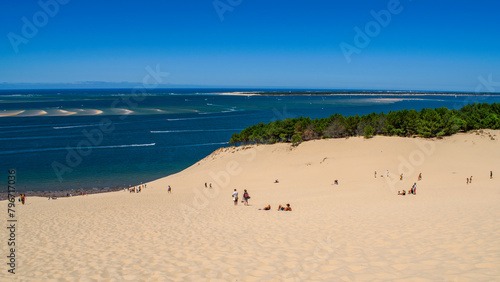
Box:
<box><xmin>0</xmin><ymin>186</ymin><xmax>125</xmax><ymax>201</ymax></box>
<box><xmin>4</xmin><ymin>129</ymin><xmax>496</xmax><ymax>201</ymax></box>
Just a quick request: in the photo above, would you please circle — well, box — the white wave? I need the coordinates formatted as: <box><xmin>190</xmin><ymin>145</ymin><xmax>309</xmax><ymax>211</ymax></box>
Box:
<box><xmin>151</xmin><ymin>129</ymin><xmax>243</xmax><ymax>133</ymax></box>
<box><xmin>220</xmin><ymin>109</ymin><xmax>240</xmax><ymax>113</ymax></box>
<box><xmin>0</xmin><ymin>94</ymin><xmax>41</xmax><ymax>97</ymax></box>
<box><xmin>0</xmin><ymin>143</ymin><xmax>156</xmax><ymax>155</ymax></box>
<box><xmin>53</xmin><ymin>124</ymin><xmax>100</xmax><ymax>129</ymax></box>
<box><xmin>169</xmin><ymin>142</ymin><xmax>229</xmax><ymax>148</ymax></box>
<box><xmin>96</xmin><ymin>143</ymin><xmax>155</xmax><ymax>149</ymax></box>
<box><xmin>197</xmin><ymin>108</ymin><xmax>241</xmax><ymax>114</ymax></box>
<box><xmin>0</xmin><ymin>134</ymin><xmax>82</xmax><ymax>141</ymax></box>
<box><xmin>167</xmin><ymin>116</ymin><xmax>222</xmax><ymax>121</ymax></box>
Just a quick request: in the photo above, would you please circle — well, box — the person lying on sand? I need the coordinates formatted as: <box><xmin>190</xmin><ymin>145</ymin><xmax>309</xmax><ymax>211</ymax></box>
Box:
<box><xmin>278</xmin><ymin>204</ymin><xmax>292</xmax><ymax>211</ymax></box>
<box><xmin>398</xmin><ymin>190</ymin><xmax>406</xmax><ymax>196</ymax></box>
<box><xmin>260</xmin><ymin>205</ymin><xmax>271</xmax><ymax>210</ymax></box>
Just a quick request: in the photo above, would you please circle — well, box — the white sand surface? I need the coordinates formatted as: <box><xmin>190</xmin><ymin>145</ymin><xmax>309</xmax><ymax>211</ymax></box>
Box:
<box><xmin>2</xmin><ymin>130</ymin><xmax>499</xmax><ymax>281</ymax></box>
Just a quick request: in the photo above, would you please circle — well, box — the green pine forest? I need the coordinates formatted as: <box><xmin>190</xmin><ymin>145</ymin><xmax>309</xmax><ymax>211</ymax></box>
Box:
<box><xmin>229</xmin><ymin>103</ymin><xmax>500</xmax><ymax>146</ymax></box>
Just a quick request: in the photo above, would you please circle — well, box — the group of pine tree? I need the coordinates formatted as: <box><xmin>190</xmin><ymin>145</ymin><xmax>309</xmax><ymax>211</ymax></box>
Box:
<box><xmin>229</xmin><ymin>103</ymin><xmax>500</xmax><ymax>146</ymax></box>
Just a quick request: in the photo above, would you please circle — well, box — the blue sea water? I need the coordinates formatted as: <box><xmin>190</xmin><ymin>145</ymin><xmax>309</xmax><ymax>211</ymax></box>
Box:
<box><xmin>1</xmin><ymin>89</ymin><xmax>499</xmax><ymax>192</ymax></box>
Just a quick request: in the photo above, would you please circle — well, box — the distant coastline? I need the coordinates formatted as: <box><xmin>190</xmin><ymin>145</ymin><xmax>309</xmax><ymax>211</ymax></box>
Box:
<box><xmin>1</xmin><ymin>88</ymin><xmax>500</xmax><ymax>96</ymax></box>
<box><xmin>211</xmin><ymin>90</ymin><xmax>500</xmax><ymax>96</ymax></box>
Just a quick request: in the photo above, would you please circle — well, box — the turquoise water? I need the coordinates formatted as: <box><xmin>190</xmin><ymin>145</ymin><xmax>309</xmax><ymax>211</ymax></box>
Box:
<box><xmin>1</xmin><ymin>89</ymin><xmax>499</xmax><ymax>192</ymax></box>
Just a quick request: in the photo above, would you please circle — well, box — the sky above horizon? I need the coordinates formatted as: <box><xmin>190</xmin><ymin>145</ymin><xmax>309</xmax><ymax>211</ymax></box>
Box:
<box><xmin>1</xmin><ymin>0</ymin><xmax>499</xmax><ymax>91</ymax></box>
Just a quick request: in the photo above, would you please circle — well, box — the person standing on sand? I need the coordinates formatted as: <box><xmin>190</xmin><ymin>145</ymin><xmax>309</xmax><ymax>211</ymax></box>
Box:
<box><xmin>418</xmin><ymin>173</ymin><xmax>422</xmax><ymax>181</ymax></box>
<box><xmin>243</xmin><ymin>189</ymin><xmax>250</xmax><ymax>206</ymax></box>
<box><xmin>232</xmin><ymin>189</ymin><xmax>238</xmax><ymax>205</ymax></box>
<box><xmin>374</xmin><ymin>171</ymin><xmax>377</xmax><ymax>178</ymax></box>
<box><xmin>470</xmin><ymin>176</ymin><xmax>473</xmax><ymax>183</ymax></box>
<box><xmin>168</xmin><ymin>185</ymin><xmax>172</xmax><ymax>193</ymax></box>
<box><xmin>491</xmin><ymin>171</ymin><xmax>493</xmax><ymax>179</ymax></box>
<box><xmin>386</xmin><ymin>170</ymin><xmax>389</xmax><ymax>177</ymax></box>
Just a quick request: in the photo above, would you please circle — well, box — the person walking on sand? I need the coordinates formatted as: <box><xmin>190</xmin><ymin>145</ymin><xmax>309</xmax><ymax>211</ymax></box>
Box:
<box><xmin>491</xmin><ymin>171</ymin><xmax>493</xmax><ymax>179</ymax></box>
<box><xmin>386</xmin><ymin>170</ymin><xmax>389</xmax><ymax>178</ymax></box>
<box><xmin>374</xmin><ymin>171</ymin><xmax>377</xmax><ymax>178</ymax></box>
<box><xmin>205</xmin><ymin>182</ymin><xmax>207</xmax><ymax>188</ymax></box>
<box><xmin>418</xmin><ymin>173</ymin><xmax>422</xmax><ymax>181</ymax></box>
<box><xmin>168</xmin><ymin>185</ymin><xmax>172</xmax><ymax>193</ymax></box>
<box><xmin>243</xmin><ymin>189</ymin><xmax>250</xmax><ymax>206</ymax></box>
<box><xmin>232</xmin><ymin>189</ymin><xmax>238</xmax><ymax>206</ymax></box>
<box><xmin>470</xmin><ymin>176</ymin><xmax>473</xmax><ymax>183</ymax></box>
<box><xmin>466</xmin><ymin>178</ymin><xmax>469</xmax><ymax>184</ymax></box>
<box><xmin>400</xmin><ymin>173</ymin><xmax>403</xmax><ymax>181</ymax></box>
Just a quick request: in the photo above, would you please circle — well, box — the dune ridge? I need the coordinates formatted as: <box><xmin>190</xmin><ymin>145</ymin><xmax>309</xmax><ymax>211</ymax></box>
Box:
<box><xmin>2</xmin><ymin>130</ymin><xmax>499</xmax><ymax>281</ymax></box>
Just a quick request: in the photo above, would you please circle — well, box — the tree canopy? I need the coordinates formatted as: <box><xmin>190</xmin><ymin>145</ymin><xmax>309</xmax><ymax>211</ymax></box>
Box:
<box><xmin>229</xmin><ymin>103</ymin><xmax>500</xmax><ymax>145</ymax></box>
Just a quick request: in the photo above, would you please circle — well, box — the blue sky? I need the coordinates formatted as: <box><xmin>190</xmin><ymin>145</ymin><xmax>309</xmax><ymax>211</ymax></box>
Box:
<box><xmin>1</xmin><ymin>0</ymin><xmax>499</xmax><ymax>91</ymax></box>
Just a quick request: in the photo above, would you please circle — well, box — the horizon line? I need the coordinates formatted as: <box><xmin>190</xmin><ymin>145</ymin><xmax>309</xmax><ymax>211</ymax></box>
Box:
<box><xmin>0</xmin><ymin>83</ymin><xmax>499</xmax><ymax>94</ymax></box>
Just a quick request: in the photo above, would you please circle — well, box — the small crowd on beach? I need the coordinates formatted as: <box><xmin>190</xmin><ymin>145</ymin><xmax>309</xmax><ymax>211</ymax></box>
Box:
<box><xmin>127</xmin><ymin>183</ymin><xmax>147</xmax><ymax>193</ymax></box>
<box><xmin>260</xmin><ymin>204</ymin><xmax>292</xmax><ymax>211</ymax></box>
<box><xmin>231</xmin><ymin>186</ymin><xmax>293</xmax><ymax>211</ymax></box>
<box><xmin>398</xmin><ymin>182</ymin><xmax>418</xmax><ymax>196</ymax></box>
<box><xmin>466</xmin><ymin>171</ymin><xmax>493</xmax><ymax>184</ymax></box>
<box><xmin>232</xmin><ymin>189</ymin><xmax>251</xmax><ymax>206</ymax></box>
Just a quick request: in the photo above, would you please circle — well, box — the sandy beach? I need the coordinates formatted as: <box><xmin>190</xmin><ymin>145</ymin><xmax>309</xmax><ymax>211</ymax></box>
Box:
<box><xmin>2</xmin><ymin>130</ymin><xmax>500</xmax><ymax>281</ymax></box>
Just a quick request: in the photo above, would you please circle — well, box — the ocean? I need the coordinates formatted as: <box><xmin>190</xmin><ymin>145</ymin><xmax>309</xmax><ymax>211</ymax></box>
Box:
<box><xmin>1</xmin><ymin>89</ymin><xmax>499</xmax><ymax>193</ymax></box>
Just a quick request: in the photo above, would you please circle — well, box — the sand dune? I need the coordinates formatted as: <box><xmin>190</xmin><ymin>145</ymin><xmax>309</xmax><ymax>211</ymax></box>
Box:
<box><xmin>2</xmin><ymin>130</ymin><xmax>499</xmax><ymax>281</ymax></box>
<box><xmin>16</xmin><ymin>110</ymin><xmax>48</xmax><ymax>117</ymax></box>
<box><xmin>48</xmin><ymin>109</ymin><xmax>77</xmax><ymax>116</ymax></box>
<box><xmin>0</xmin><ymin>110</ymin><xmax>25</xmax><ymax>117</ymax></box>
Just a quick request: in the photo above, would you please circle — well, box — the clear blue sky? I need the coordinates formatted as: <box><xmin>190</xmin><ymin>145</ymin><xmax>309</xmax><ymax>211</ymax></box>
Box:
<box><xmin>1</xmin><ymin>0</ymin><xmax>499</xmax><ymax>91</ymax></box>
